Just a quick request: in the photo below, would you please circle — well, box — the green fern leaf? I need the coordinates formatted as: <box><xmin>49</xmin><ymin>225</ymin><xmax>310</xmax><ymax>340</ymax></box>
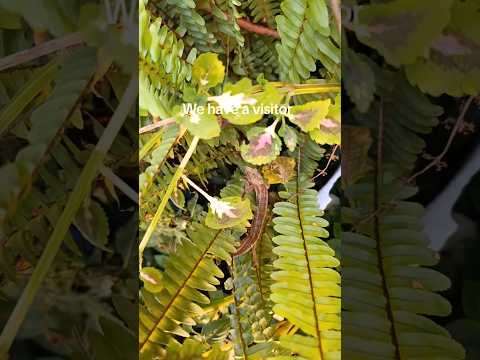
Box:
<box><xmin>245</xmin><ymin>0</ymin><xmax>281</xmax><ymax>27</ymax></box>
<box><xmin>276</xmin><ymin>0</ymin><xmax>340</xmax><ymax>81</ymax></box>
<box><xmin>139</xmin><ymin>223</ymin><xmax>236</xmax><ymax>358</ymax></box>
<box><xmin>343</xmin><ymin>176</ymin><xmax>465</xmax><ymax>360</ymax></box>
<box><xmin>271</xmin><ymin>175</ymin><xmax>341</xmax><ymax>359</ymax></box>
<box><xmin>0</xmin><ymin>48</ymin><xmax>96</xmax><ymax>227</ymax></box>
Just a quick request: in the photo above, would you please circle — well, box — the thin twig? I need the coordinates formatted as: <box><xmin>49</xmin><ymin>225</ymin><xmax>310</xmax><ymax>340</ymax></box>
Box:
<box><xmin>139</xmin><ymin>118</ymin><xmax>176</xmax><ymax>134</ymax></box>
<box><xmin>407</xmin><ymin>95</ymin><xmax>475</xmax><ymax>183</ymax></box>
<box><xmin>237</xmin><ymin>18</ymin><xmax>279</xmax><ymax>39</ymax></box>
<box><xmin>0</xmin><ymin>32</ymin><xmax>84</xmax><ymax>72</ymax></box>
<box><xmin>100</xmin><ymin>166</ymin><xmax>139</xmax><ymax>204</ymax></box>
<box><xmin>313</xmin><ymin>144</ymin><xmax>339</xmax><ymax>180</ymax></box>
<box><xmin>329</xmin><ymin>0</ymin><xmax>342</xmax><ymax>35</ymax></box>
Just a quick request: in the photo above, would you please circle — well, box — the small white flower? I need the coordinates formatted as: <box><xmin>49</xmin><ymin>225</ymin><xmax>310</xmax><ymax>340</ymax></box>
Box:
<box><xmin>210</xmin><ymin>198</ymin><xmax>238</xmax><ymax>219</ymax></box>
<box><xmin>208</xmin><ymin>92</ymin><xmax>257</xmax><ymax>113</ymax></box>
<box><xmin>189</xmin><ymin>110</ymin><xmax>201</xmax><ymax>124</ymax></box>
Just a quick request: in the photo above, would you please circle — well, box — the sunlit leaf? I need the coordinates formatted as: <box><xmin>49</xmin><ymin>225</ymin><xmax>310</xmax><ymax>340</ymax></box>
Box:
<box><xmin>278</xmin><ymin>123</ymin><xmax>298</xmax><ymax>152</ymax></box>
<box><xmin>262</xmin><ymin>156</ymin><xmax>296</xmax><ymax>184</ymax></box>
<box><xmin>192</xmin><ymin>53</ymin><xmax>225</xmax><ymax>89</ymax></box>
<box><xmin>287</xmin><ymin>99</ymin><xmax>331</xmax><ymax>132</ymax></box>
<box><xmin>211</xmin><ymin>79</ymin><xmax>285</xmax><ymax>125</ymax></box>
<box><xmin>240</xmin><ymin>126</ymin><xmax>281</xmax><ymax>165</ymax></box>
<box><xmin>140</xmin><ymin>267</ymin><xmax>164</xmax><ymax>293</ymax></box>
<box><xmin>309</xmin><ymin>95</ymin><xmax>341</xmax><ymax>145</ymax></box>
<box><xmin>177</xmin><ymin>106</ymin><xmax>220</xmax><ymax>140</ymax></box>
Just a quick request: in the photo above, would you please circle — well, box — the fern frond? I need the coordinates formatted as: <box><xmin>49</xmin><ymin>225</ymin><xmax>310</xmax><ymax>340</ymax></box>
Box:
<box><xmin>210</xmin><ymin>0</ymin><xmax>245</xmax><ymax>47</ymax></box>
<box><xmin>230</xmin><ymin>251</ymin><xmax>275</xmax><ymax>351</ymax></box>
<box><xmin>275</xmin><ymin>0</ymin><xmax>340</xmax><ymax>82</ymax></box>
<box><xmin>289</xmin><ymin>134</ymin><xmax>325</xmax><ymax>178</ymax></box>
<box><xmin>232</xmin><ymin>35</ymin><xmax>279</xmax><ymax>80</ymax></box>
<box><xmin>139</xmin><ymin>2</ymin><xmax>194</xmax><ymax>99</ymax></box>
<box><xmin>0</xmin><ymin>48</ymin><xmax>96</xmax><ymax>228</ymax></box>
<box><xmin>271</xmin><ymin>175</ymin><xmax>341</xmax><ymax>359</ymax></box>
<box><xmin>158</xmin><ymin>0</ymin><xmax>222</xmax><ymax>53</ymax></box>
<box><xmin>140</xmin><ymin>123</ymin><xmax>180</xmax><ymax>193</ymax></box>
<box><xmin>160</xmin><ymin>338</ymin><xmax>230</xmax><ymax>360</ymax></box>
<box><xmin>1</xmin><ymin>139</ymin><xmax>86</xmax><ymax>271</ymax></box>
<box><xmin>353</xmin><ymin>68</ymin><xmax>442</xmax><ymax>174</ymax></box>
<box><xmin>244</xmin><ymin>0</ymin><xmax>280</xmax><ymax>27</ymax></box>
<box><xmin>256</xmin><ymin>226</ymin><xmax>275</xmax><ymax>303</ymax></box>
<box><xmin>139</xmin><ymin>223</ymin><xmax>236</xmax><ymax>358</ymax></box>
<box><xmin>343</xmin><ymin>175</ymin><xmax>465</xmax><ymax>359</ymax></box>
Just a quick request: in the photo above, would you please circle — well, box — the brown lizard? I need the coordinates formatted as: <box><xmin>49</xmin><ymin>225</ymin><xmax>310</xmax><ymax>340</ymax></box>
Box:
<box><xmin>234</xmin><ymin>167</ymin><xmax>269</xmax><ymax>265</ymax></box>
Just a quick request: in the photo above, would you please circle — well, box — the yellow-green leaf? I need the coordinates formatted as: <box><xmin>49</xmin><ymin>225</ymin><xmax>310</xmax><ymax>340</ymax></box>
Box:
<box><xmin>140</xmin><ymin>267</ymin><xmax>164</xmax><ymax>293</ymax></box>
<box><xmin>192</xmin><ymin>53</ymin><xmax>225</xmax><ymax>89</ymax></box>
<box><xmin>287</xmin><ymin>99</ymin><xmax>331</xmax><ymax>132</ymax></box>
<box><xmin>262</xmin><ymin>156</ymin><xmax>296</xmax><ymax>184</ymax></box>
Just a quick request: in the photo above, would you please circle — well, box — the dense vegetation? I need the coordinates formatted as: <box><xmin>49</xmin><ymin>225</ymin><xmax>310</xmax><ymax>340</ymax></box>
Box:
<box><xmin>0</xmin><ymin>0</ymin><xmax>477</xmax><ymax>359</ymax></box>
<box><xmin>342</xmin><ymin>0</ymin><xmax>478</xmax><ymax>358</ymax></box>
<box><xmin>139</xmin><ymin>0</ymin><xmax>341</xmax><ymax>358</ymax></box>
<box><xmin>0</xmin><ymin>1</ymin><xmax>138</xmax><ymax>358</ymax></box>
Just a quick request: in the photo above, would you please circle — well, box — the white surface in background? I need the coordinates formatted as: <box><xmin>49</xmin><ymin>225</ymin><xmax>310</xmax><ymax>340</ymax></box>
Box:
<box><xmin>423</xmin><ymin>142</ymin><xmax>480</xmax><ymax>250</ymax></box>
<box><xmin>317</xmin><ymin>167</ymin><xmax>341</xmax><ymax>210</ymax></box>
<box><xmin>313</xmin><ymin>142</ymin><xmax>479</xmax><ymax>251</ymax></box>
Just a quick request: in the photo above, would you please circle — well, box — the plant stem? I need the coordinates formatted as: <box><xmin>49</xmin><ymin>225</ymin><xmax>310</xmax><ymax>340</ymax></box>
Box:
<box><xmin>252</xmin><ymin>82</ymin><xmax>340</xmax><ymax>95</ymax></box>
<box><xmin>139</xmin><ymin>136</ymin><xmax>200</xmax><ymax>259</ymax></box>
<box><xmin>139</xmin><ymin>117</ymin><xmax>176</xmax><ymax>134</ymax></box>
<box><xmin>329</xmin><ymin>0</ymin><xmax>342</xmax><ymax>35</ymax></box>
<box><xmin>0</xmin><ymin>32</ymin><xmax>84</xmax><ymax>72</ymax></box>
<box><xmin>237</xmin><ymin>18</ymin><xmax>279</xmax><ymax>39</ymax></box>
<box><xmin>407</xmin><ymin>95</ymin><xmax>475</xmax><ymax>183</ymax></box>
<box><xmin>182</xmin><ymin>175</ymin><xmax>215</xmax><ymax>203</ymax></box>
<box><xmin>0</xmin><ymin>74</ymin><xmax>138</xmax><ymax>355</ymax></box>
<box><xmin>100</xmin><ymin>165</ymin><xmax>139</xmax><ymax>204</ymax></box>
<box><xmin>0</xmin><ymin>57</ymin><xmax>60</xmax><ymax>136</ymax></box>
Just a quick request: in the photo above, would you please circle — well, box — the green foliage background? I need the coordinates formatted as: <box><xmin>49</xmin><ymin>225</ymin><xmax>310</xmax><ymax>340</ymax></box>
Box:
<box><xmin>342</xmin><ymin>0</ymin><xmax>479</xmax><ymax>359</ymax></box>
<box><xmin>139</xmin><ymin>0</ymin><xmax>341</xmax><ymax>358</ymax></box>
<box><xmin>0</xmin><ymin>0</ymin><xmax>138</xmax><ymax>358</ymax></box>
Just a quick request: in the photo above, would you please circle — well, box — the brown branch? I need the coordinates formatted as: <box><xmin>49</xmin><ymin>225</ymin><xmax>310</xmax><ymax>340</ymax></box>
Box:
<box><xmin>197</xmin><ymin>3</ymin><xmax>279</xmax><ymax>39</ymax></box>
<box><xmin>139</xmin><ymin>118</ymin><xmax>176</xmax><ymax>134</ymax></box>
<box><xmin>407</xmin><ymin>95</ymin><xmax>475</xmax><ymax>183</ymax></box>
<box><xmin>312</xmin><ymin>144</ymin><xmax>339</xmax><ymax>180</ymax></box>
<box><xmin>237</xmin><ymin>18</ymin><xmax>279</xmax><ymax>39</ymax></box>
<box><xmin>0</xmin><ymin>32</ymin><xmax>84</xmax><ymax>72</ymax></box>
